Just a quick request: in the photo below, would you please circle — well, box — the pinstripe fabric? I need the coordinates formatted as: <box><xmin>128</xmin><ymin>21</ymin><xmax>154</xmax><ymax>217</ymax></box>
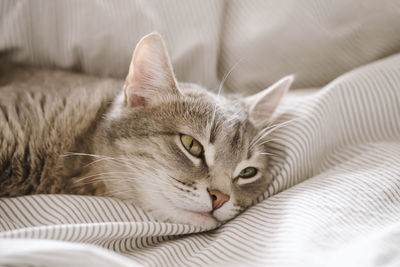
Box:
<box><xmin>1</xmin><ymin>53</ymin><xmax>400</xmax><ymax>266</ymax></box>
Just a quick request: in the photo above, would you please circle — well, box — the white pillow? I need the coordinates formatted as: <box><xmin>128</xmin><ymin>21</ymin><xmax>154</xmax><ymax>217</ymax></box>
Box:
<box><xmin>1</xmin><ymin>0</ymin><xmax>400</xmax><ymax>92</ymax></box>
<box><xmin>0</xmin><ymin>0</ymin><xmax>223</xmax><ymax>90</ymax></box>
<box><xmin>220</xmin><ymin>0</ymin><xmax>400</xmax><ymax>93</ymax></box>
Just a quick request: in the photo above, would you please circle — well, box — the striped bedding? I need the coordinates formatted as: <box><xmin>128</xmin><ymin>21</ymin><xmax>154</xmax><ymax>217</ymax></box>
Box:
<box><xmin>1</xmin><ymin>52</ymin><xmax>400</xmax><ymax>266</ymax></box>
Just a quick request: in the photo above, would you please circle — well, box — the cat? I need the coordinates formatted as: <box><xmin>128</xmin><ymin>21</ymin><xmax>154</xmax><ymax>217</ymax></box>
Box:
<box><xmin>0</xmin><ymin>33</ymin><xmax>293</xmax><ymax>228</ymax></box>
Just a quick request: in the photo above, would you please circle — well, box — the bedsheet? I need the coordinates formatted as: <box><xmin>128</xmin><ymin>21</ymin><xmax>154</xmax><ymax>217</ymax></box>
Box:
<box><xmin>1</xmin><ymin>54</ymin><xmax>400</xmax><ymax>266</ymax></box>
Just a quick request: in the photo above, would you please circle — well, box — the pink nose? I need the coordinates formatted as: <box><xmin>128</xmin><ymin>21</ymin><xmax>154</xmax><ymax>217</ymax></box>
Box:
<box><xmin>208</xmin><ymin>189</ymin><xmax>230</xmax><ymax>210</ymax></box>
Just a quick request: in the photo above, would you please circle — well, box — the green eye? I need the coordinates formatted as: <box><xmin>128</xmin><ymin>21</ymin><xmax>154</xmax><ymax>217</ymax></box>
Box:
<box><xmin>180</xmin><ymin>134</ymin><xmax>203</xmax><ymax>157</ymax></box>
<box><xmin>239</xmin><ymin>167</ymin><xmax>258</xmax><ymax>178</ymax></box>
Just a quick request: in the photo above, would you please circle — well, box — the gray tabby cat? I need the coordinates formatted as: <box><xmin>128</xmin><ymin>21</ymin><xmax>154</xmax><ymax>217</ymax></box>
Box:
<box><xmin>0</xmin><ymin>33</ymin><xmax>293</xmax><ymax>228</ymax></box>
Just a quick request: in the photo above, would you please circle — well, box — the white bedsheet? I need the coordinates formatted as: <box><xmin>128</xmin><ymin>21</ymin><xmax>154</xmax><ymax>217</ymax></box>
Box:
<box><xmin>0</xmin><ymin>239</ymin><xmax>139</xmax><ymax>267</ymax></box>
<box><xmin>1</xmin><ymin>53</ymin><xmax>399</xmax><ymax>267</ymax></box>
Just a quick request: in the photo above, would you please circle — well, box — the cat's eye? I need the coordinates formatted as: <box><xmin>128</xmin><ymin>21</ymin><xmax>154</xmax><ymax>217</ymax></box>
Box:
<box><xmin>238</xmin><ymin>167</ymin><xmax>258</xmax><ymax>178</ymax></box>
<box><xmin>180</xmin><ymin>134</ymin><xmax>203</xmax><ymax>157</ymax></box>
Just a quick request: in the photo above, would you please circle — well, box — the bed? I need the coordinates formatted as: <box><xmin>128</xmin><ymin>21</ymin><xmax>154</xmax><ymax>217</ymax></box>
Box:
<box><xmin>1</xmin><ymin>1</ymin><xmax>400</xmax><ymax>266</ymax></box>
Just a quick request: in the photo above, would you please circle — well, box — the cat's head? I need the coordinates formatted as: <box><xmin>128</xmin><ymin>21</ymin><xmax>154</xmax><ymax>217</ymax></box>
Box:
<box><xmin>94</xmin><ymin>33</ymin><xmax>293</xmax><ymax>229</ymax></box>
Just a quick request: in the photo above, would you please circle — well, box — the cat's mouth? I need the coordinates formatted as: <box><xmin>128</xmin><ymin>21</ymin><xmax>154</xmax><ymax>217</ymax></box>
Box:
<box><xmin>185</xmin><ymin>208</ymin><xmax>225</xmax><ymax>225</ymax></box>
<box><xmin>162</xmin><ymin>195</ymin><xmax>221</xmax><ymax>226</ymax></box>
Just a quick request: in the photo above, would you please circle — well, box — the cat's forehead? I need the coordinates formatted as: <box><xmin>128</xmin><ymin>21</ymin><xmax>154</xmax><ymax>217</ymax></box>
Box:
<box><xmin>109</xmin><ymin>83</ymin><xmax>258</xmax><ymax>161</ymax></box>
<box><xmin>178</xmin><ymin>86</ymin><xmax>258</xmax><ymax>162</ymax></box>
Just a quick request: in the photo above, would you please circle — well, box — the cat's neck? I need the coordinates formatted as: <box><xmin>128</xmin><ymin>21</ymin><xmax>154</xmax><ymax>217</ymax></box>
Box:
<box><xmin>61</xmin><ymin>100</ymin><xmax>114</xmax><ymax>195</ymax></box>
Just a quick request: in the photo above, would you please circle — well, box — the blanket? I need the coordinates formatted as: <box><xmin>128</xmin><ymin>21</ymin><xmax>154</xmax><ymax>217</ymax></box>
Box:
<box><xmin>1</xmin><ymin>53</ymin><xmax>399</xmax><ymax>267</ymax></box>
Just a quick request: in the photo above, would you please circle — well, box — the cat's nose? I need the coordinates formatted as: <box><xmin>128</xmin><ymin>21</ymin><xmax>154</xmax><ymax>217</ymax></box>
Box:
<box><xmin>208</xmin><ymin>189</ymin><xmax>230</xmax><ymax>210</ymax></box>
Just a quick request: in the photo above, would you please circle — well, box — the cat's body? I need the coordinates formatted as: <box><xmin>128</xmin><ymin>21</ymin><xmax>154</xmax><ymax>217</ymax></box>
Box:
<box><xmin>0</xmin><ymin>33</ymin><xmax>293</xmax><ymax>228</ymax></box>
<box><xmin>0</xmin><ymin>64</ymin><xmax>120</xmax><ymax>196</ymax></box>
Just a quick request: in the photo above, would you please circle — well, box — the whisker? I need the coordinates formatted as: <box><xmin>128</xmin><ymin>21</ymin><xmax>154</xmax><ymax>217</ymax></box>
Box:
<box><xmin>208</xmin><ymin>58</ymin><xmax>244</xmax><ymax>135</ymax></box>
<box><xmin>62</xmin><ymin>152</ymin><xmax>132</xmax><ymax>170</ymax></box>
<box><xmin>65</xmin><ymin>153</ymin><xmax>198</xmax><ymax>193</ymax></box>
<box><xmin>259</xmin><ymin>152</ymin><xmax>275</xmax><ymax>156</ymax></box>
<box><xmin>104</xmin><ymin>186</ymin><xmax>178</xmax><ymax>198</ymax></box>
<box><xmin>250</xmin><ymin>118</ymin><xmax>298</xmax><ymax>150</ymax></box>
<box><xmin>84</xmin><ymin>157</ymin><xmax>126</xmax><ymax>168</ymax></box>
<box><xmin>74</xmin><ymin>171</ymin><xmax>135</xmax><ymax>183</ymax></box>
<box><xmin>102</xmin><ymin>189</ymin><xmax>137</xmax><ymax>198</ymax></box>
<box><xmin>257</xmin><ymin>138</ymin><xmax>279</xmax><ymax>146</ymax></box>
<box><xmin>62</xmin><ymin>152</ymin><xmax>108</xmax><ymax>158</ymax></box>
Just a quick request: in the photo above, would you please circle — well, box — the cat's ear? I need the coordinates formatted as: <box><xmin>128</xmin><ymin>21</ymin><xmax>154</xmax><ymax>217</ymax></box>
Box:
<box><xmin>245</xmin><ymin>75</ymin><xmax>293</xmax><ymax>128</ymax></box>
<box><xmin>124</xmin><ymin>32</ymin><xmax>181</xmax><ymax>107</ymax></box>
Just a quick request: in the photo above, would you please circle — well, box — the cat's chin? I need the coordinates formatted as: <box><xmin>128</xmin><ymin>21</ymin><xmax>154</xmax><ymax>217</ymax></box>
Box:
<box><xmin>108</xmin><ymin>186</ymin><xmax>220</xmax><ymax>229</ymax></box>
<box><xmin>165</xmin><ymin>209</ymin><xmax>220</xmax><ymax>230</ymax></box>
<box><xmin>149</xmin><ymin>205</ymin><xmax>220</xmax><ymax>230</ymax></box>
<box><xmin>145</xmin><ymin>188</ymin><xmax>220</xmax><ymax>229</ymax></box>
